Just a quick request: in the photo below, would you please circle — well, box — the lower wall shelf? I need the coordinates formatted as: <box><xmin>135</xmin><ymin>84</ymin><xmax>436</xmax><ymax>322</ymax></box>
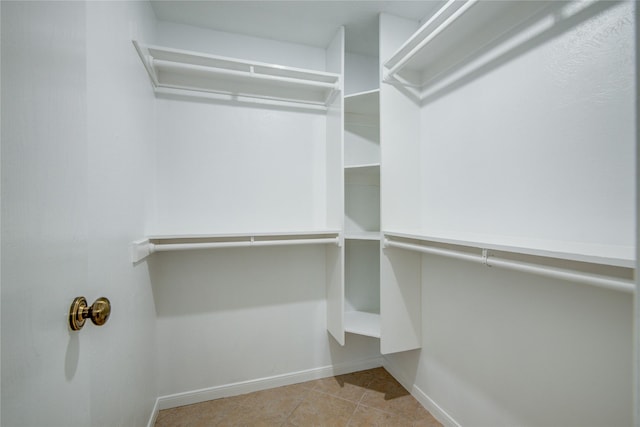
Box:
<box><xmin>344</xmin><ymin>311</ymin><xmax>381</xmax><ymax>338</ymax></box>
<box><xmin>383</xmin><ymin>230</ymin><xmax>635</xmax><ymax>293</ymax></box>
<box><xmin>131</xmin><ymin>230</ymin><xmax>341</xmax><ymax>262</ymax></box>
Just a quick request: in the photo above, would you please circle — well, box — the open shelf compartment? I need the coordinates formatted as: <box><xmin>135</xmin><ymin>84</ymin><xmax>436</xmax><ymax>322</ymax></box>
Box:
<box><xmin>345</xmin><ymin>89</ymin><xmax>380</xmax><ymax>116</ymax></box>
<box><xmin>345</xmin><ymin>311</ymin><xmax>381</xmax><ymax>338</ymax></box>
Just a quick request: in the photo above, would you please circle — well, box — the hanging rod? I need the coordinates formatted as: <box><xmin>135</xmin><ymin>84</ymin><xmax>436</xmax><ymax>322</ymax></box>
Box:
<box><xmin>131</xmin><ymin>233</ymin><xmax>341</xmax><ymax>262</ymax></box>
<box><xmin>383</xmin><ymin>238</ymin><xmax>635</xmax><ymax>294</ymax></box>
<box><xmin>151</xmin><ymin>237</ymin><xmax>340</xmax><ymax>253</ymax></box>
<box><xmin>152</xmin><ymin>58</ymin><xmax>339</xmax><ymax>90</ymax></box>
<box><xmin>384</xmin><ymin>0</ymin><xmax>478</xmax><ymax>81</ymax></box>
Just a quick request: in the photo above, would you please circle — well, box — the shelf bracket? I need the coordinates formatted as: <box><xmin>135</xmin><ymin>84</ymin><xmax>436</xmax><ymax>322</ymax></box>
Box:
<box><xmin>131</xmin><ymin>239</ymin><xmax>152</xmax><ymax>263</ymax></box>
<box><xmin>482</xmin><ymin>248</ymin><xmax>490</xmax><ymax>267</ymax></box>
<box><xmin>325</xmin><ymin>86</ymin><xmax>340</xmax><ymax>107</ymax></box>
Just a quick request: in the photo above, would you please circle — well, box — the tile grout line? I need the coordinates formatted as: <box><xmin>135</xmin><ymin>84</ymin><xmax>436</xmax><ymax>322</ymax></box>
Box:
<box><xmin>346</xmin><ymin>388</ymin><xmax>369</xmax><ymax>427</ymax></box>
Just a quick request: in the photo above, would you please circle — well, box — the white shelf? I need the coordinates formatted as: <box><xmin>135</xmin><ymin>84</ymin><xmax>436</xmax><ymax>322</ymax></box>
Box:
<box><xmin>383</xmin><ymin>0</ymin><xmax>555</xmax><ymax>90</ymax></box>
<box><xmin>383</xmin><ymin>230</ymin><xmax>635</xmax><ymax>269</ymax></box>
<box><xmin>345</xmin><ymin>231</ymin><xmax>380</xmax><ymax>241</ymax></box>
<box><xmin>345</xmin><ymin>89</ymin><xmax>380</xmax><ymax>116</ymax></box>
<box><xmin>133</xmin><ymin>41</ymin><xmax>340</xmax><ymax>107</ymax></box>
<box><xmin>345</xmin><ymin>311</ymin><xmax>381</xmax><ymax>338</ymax></box>
<box><xmin>344</xmin><ymin>163</ymin><xmax>380</xmax><ymax>172</ymax></box>
<box><xmin>131</xmin><ymin>230</ymin><xmax>341</xmax><ymax>262</ymax></box>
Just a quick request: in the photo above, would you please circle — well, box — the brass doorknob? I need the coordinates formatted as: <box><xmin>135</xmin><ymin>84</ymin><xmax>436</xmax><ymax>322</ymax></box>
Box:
<box><xmin>69</xmin><ymin>297</ymin><xmax>111</xmax><ymax>331</ymax></box>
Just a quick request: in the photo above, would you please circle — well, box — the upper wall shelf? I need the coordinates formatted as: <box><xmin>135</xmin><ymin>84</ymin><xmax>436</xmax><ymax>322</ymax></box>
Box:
<box><xmin>383</xmin><ymin>0</ymin><xmax>556</xmax><ymax>91</ymax></box>
<box><xmin>133</xmin><ymin>41</ymin><xmax>341</xmax><ymax>108</ymax></box>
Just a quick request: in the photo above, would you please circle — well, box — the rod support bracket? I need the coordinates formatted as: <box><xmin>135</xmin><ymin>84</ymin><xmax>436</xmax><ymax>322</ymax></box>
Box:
<box><xmin>482</xmin><ymin>248</ymin><xmax>490</xmax><ymax>267</ymax></box>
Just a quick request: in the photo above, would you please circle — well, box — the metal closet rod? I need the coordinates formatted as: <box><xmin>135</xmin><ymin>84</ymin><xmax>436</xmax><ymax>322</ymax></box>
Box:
<box><xmin>383</xmin><ymin>238</ymin><xmax>635</xmax><ymax>294</ymax></box>
<box><xmin>149</xmin><ymin>236</ymin><xmax>341</xmax><ymax>254</ymax></box>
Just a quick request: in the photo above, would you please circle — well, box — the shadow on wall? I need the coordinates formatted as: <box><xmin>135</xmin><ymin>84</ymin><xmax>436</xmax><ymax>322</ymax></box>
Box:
<box><xmin>147</xmin><ymin>244</ymin><xmax>327</xmax><ymax>317</ymax></box>
<box><xmin>390</xmin><ymin>1</ymin><xmax>622</xmax><ymax>106</ymax></box>
<box><xmin>327</xmin><ymin>331</ymin><xmax>382</xmax><ymax>368</ymax></box>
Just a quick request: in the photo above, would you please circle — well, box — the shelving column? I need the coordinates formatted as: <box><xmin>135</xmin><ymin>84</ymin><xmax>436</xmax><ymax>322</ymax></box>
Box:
<box><xmin>343</xmin><ymin>89</ymin><xmax>381</xmax><ymax>338</ymax></box>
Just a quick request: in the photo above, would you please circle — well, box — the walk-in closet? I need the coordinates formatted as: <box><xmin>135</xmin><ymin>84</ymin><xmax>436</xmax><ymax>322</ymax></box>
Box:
<box><xmin>2</xmin><ymin>1</ymin><xmax>637</xmax><ymax>426</ymax></box>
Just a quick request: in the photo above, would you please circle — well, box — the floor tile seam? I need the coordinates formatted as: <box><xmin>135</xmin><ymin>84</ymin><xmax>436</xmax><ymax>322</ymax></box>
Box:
<box><xmin>344</xmin><ymin>401</ymin><xmax>362</xmax><ymax>427</ymax></box>
<box><xmin>356</xmin><ymin>399</ymin><xmax>419</xmax><ymax>422</ymax></box>
<box><xmin>233</xmin><ymin>390</ymin><xmax>309</xmax><ymax>408</ymax></box>
<box><xmin>305</xmin><ymin>387</ymin><xmax>366</xmax><ymax>405</ymax></box>
<box><xmin>281</xmin><ymin>396</ymin><xmax>307</xmax><ymax>427</ymax></box>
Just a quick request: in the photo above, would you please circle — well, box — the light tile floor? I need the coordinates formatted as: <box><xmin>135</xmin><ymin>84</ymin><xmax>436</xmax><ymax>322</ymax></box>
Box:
<box><xmin>155</xmin><ymin>368</ymin><xmax>443</xmax><ymax>427</ymax></box>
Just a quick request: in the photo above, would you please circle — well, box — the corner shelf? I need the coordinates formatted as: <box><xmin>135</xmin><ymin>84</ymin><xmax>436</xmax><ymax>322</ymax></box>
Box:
<box><xmin>345</xmin><ymin>311</ymin><xmax>381</xmax><ymax>338</ymax></box>
<box><xmin>344</xmin><ymin>163</ymin><xmax>380</xmax><ymax>172</ymax></box>
<box><xmin>345</xmin><ymin>89</ymin><xmax>380</xmax><ymax>116</ymax></box>
<box><xmin>345</xmin><ymin>231</ymin><xmax>380</xmax><ymax>241</ymax></box>
<box><xmin>382</xmin><ymin>0</ymin><xmax>556</xmax><ymax>93</ymax></box>
<box><xmin>133</xmin><ymin>41</ymin><xmax>341</xmax><ymax>107</ymax></box>
<box><xmin>131</xmin><ymin>230</ymin><xmax>341</xmax><ymax>262</ymax></box>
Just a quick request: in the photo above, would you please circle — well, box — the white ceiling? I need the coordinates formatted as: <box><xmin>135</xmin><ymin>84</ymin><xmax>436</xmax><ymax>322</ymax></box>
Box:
<box><xmin>150</xmin><ymin>1</ymin><xmax>444</xmax><ymax>56</ymax></box>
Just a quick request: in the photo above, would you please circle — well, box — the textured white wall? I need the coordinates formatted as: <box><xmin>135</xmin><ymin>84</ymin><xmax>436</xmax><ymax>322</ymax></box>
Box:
<box><xmin>384</xmin><ymin>2</ymin><xmax>635</xmax><ymax>426</ymax></box>
<box><xmin>419</xmin><ymin>2</ymin><xmax>635</xmax><ymax>247</ymax></box>
<box><xmin>413</xmin><ymin>256</ymin><xmax>631</xmax><ymax>427</ymax></box>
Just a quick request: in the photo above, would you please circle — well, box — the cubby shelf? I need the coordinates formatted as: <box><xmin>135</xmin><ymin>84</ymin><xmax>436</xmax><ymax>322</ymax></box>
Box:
<box><xmin>345</xmin><ymin>231</ymin><xmax>380</xmax><ymax>241</ymax></box>
<box><xmin>133</xmin><ymin>41</ymin><xmax>341</xmax><ymax>107</ymax></box>
<box><xmin>344</xmin><ymin>311</ymin><xmax>381</xmax><ymax>338</ymax></box>
<box><xmin>131</xmin><ymin>230</ymin><xmax>341</xmax><ymax>263</ymax></box>
<box><xmin>345</xmin><ymin>89</ymin><xmax>380</xmax><ymax>115</ymax></box>
<box><xmin>382</xmin><ymin>0</ymin><xmax>556</xmax><ymax>92</ymax></box>
<box><xmin>344</xmin><ymin>163</ymin><xmax>380</xmax><ymax>172</ymax></box>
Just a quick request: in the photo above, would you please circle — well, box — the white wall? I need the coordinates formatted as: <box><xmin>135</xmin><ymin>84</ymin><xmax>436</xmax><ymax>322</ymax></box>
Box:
<box><xmin>151</xmin><ymin>23</ymin><xmax>381</xmax><ymax>399</ymax></box>
<box><xmin>152</xmin><ymin>97</ymin><xmax>328</xmax><ymax>234</ymax></box>
<box><xmin>156</xmin><ymin>21</ymin><xmax>326</xmax><ymax>71</ymax></box>
<box><xmin>151</xmin><ymin>23</ymin><xmax>333</xmax><ymax>235</ymax></box>
<box><xmin>345</xmin><ymin>51</ymin><xmax>378</xmax><ymax>95</ymax></box>
<box><xmin>152</xmin><ymin>246</ymin><xmax>380</xmax><ymax>398</ymax></box>
<box><xmin>384</xmin><ymin>2</ymin><xmax>635</xmax><ymax>426</ymax></box>
<box><xmin>419</xmin><ymin>2</ymin><xmax>635</xmax><ymax>247</ymax></box>
<box><xmin>389</xmin><ymin>256</ymin><xmax>632</xmax><ymax>427</ymax></box>
<box><xmin>2</xmin><ymin>1</ymin><xmax>159</xmax><ymax>426</ymax></box>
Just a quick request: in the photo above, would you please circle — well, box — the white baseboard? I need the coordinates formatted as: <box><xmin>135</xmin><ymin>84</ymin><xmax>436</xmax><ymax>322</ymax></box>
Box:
<box><xmin>383</xmin><ymin>358</ymin><xmax>460</xmax><ymax>427</ymax></box>
<box><xmin>146</xmin><ymin>397</ymin><xmax>160</xmax><ymax>427</ymax></box>
<box><xmin>147</xmin><ymin>356</ymin><xmax>383</xmax><ymax>426</ymax></box>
